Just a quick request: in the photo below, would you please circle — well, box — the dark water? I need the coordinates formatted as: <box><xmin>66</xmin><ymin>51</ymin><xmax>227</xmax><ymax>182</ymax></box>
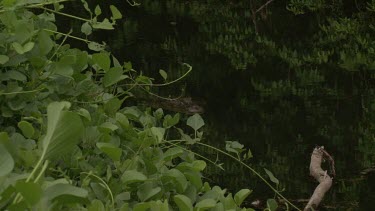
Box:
<box><xmin>64</xmin><ymin>1</ymin><xmax>375</xmax><ymax>209</ymax></box>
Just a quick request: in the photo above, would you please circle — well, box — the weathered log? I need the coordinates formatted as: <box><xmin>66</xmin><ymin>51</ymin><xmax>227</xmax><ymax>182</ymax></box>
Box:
<box><xmin>304</xmin><ymin>146</ymin><xmax>334</xmax><ymax>211</ymax></box>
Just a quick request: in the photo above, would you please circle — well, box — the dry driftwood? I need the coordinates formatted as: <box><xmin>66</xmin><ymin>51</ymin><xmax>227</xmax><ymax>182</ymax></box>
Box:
<box><xmin>304</xmin><ymin>146</ymin><xmax>335</xmax><ymax>211</ymax></box>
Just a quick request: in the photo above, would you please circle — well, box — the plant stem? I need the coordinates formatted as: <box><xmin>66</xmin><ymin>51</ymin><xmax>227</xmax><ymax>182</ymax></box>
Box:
<box><xmin>34</xmin><ymin>160</ymin><xmax>49</xmax><ymax>183</ymax></box>
<box><xmin>196</xmin><ymin>142</ymin><xmax>302</xmax><ymax>211</ymax></box>
<box><xmin>43</xmin><ymin>29</ymin><xmax>90</xmax><ymax>43</ymax></box>
<box><xmin>39</xmin><ymin>6</ymin><xmax>91</xmax><ymax>22</ymax></box>
<box><xmin>81</xmin><ymin>172</ymin><xmax>115</xmax><ymax>208</ymax></box>
<box><xmin>124</xmin><ymin>63</ymin><xmax>192</xmax><ymax>87</ymax></box>
<box><xmin>0</xmin><ymin>87</ymin><xmax>46</xmax><ymax>95</ymax></box>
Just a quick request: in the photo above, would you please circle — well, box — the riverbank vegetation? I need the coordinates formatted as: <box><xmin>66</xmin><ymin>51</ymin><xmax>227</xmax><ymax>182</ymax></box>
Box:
<box><xmin>0</xmin><ymin>1</ymin><xmax>297</xmax><ymax>210</ymax></box>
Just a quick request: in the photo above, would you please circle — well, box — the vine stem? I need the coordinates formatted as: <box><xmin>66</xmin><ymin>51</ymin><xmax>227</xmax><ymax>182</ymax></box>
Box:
<box><xmin>255</xmin><ymin>0</ymin><xmax>275</xmax><ymax>14</ymax></box>
<box><xmin>0</xmin><ymin>0</ymin><xmax>70</xmax><ymax>13</ymax></box>
<box><xmin>34</xmin><ymin>160</ymin><xmax>50</xmax><ymax>183</ymax></box>
<box><xmin>0</xmin><ymin>87</ymin><xmax>46</xmax><ymax>95</ymax></box>
<box><xmin>39</xmin><ymin>6</ymin><xmax>90</xmax><ymax>22</ymax></box>
<box><xmin>13</xmin><ymin>153</ymin><xmax>46</xmax><ymax>204</ymax></box>
<box><xmin>125</xmin><ymin>63</ymin><xmax>193</xmax><ymax>87</ymax></box>
<box><xmin>81</xmin><ymin>172</ymin><xmax>115</xmax><ymax>208</ymax></box>
<box><xmin>43</xmin><ymin>29</ymin><xmax>92</xmax><ymax>44</ymax></box>
<box><xmin>196</xmin><ymin>142</ymin><xmax>301</xmax><ymax>211</ymax></box>
<box><xmin>163</xmin><ymin>140</ymin><xmax>225</xmax><ymax>170</ymax></box>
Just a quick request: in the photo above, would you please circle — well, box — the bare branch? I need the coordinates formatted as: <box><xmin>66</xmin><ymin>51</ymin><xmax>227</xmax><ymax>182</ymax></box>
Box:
<box><xmin>256</xmin><ymin>0</ymin><xmax>275</xmax><ymax>14</ymax></box>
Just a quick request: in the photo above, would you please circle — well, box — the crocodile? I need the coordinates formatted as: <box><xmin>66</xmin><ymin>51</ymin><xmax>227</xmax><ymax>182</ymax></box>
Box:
<box><xmin>139</xmin><ymin>97</ymin><xmax>204</xmax><ymax>115</ymax></box>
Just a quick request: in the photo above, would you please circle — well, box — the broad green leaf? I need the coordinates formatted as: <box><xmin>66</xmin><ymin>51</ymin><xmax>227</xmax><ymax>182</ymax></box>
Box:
<box><xmin>154</xmin><ymin>200</ymin><xmax>169</xmax><ymax>211</ymax></box>
<box><xmin>81</xmin><ymin>22</ymin><xmax>92</xmax><ymax>35</ymax></box>
<box><xmin>123</xmin><ymin>107</ymin><xmax>142</xmax><ymax>120</ymax></box>
<box><xmin>103</xmin><ymin>66</ymin><xmax>127</xmax><ymax>87</ymax></box>
<box><xmin>41</xmin><ymin>101</ymin><xmax>84</xmax><ymax>160</ymax></box>
<box><xmin>99</xmin><ymin>122</ymin><xmax>118</xmax><ymax>133</ymax></box>
<box><xmin>92</xmin><ymin>18</ymin><xmax>114</xmax><ymax>30</ymax></box>
<box><xmin>110</xmin><ymin>5</ymin><xmax>122</xmax><ymax>20</ymax></box>
<box><xmin>94</xmin><ymin>5</ymin><xmax>102</xmax><ymax>16</ymax></box>
<box><xmin>159</xmin><ymin>69</ymin><xmax>167</xmax><ymax>80</ymax></box>
<box><xmin>23</xmin><ymin>42</ymin><xmax>35</xmax><ymax>53</ymax></box>
<box><xmin>133</xmin><ymin>202</ymin><xmax>151</xmax><ymax>211</ymax></box>
<box><xmin>116</xmin><ymin>112</ymin><xmax>129</xmax><ymax>128</ymax></box>
<box><xmin>88</xmin><ymin>199</ymin><xmax>105</xmax><ymax>211</ymax></box>
<box><xmin>92</xmin><ymin>52</ymin><xmax>111</xmax><ymax>71</ymax></box>
<box><xmin>213</xmin><ymin>202</ymin><xmax>225</xmax><ymax>211</ymax></box>
<box><xmin>234</xmin><ymin>189</ymin><xmax>252</xmax><ymax>206</ymax></box>
<box><xmin>14</xmin><ymin>181</ymin><xmax>42</xmax><ymax>205</ymax></box>
<box><xmin>77</xmin><ymin>108</ymin><xmax>91</xmax><ymax>121</ymax></box>
<box><xmin>192</xmin><ymin>160</ymin><xmax>207</xmax><ymax>171</ymax></box>
<box><xmin>137</xmin><ymin>182</ymin><xmax>161</xmax><ymax>201</ymax></box>
<box><xmin>174</xmin><ymin>195</ymin><xmax>193</xmax><ymax>211</ymax></box>
<box><xmin>177</xmin><ymin>161</ymin><xmax>206</xmax><ymax>172</ymax></box>
<box><xmin>153</xmin><ymin>108</ymin><xmax>164</xmax><ymax>119</ymax></box>
<box><xmin>96</xmin><ymin>142</ymin><xmax>122</xmax><ymax>161</ymax></box>
<box><xmin>163</xmin><ymin>147</ymin><xmax>184</xmax><ymax>161</ymax></box>
<box><xmin>163</xmin><ymin>113</ymin><xmax>180</xmax><ymax>128</ymax></box>
<box><xmin>0</xmin><ymin>143</ymin><xmax>14</xmax><ymax>176</ymax></box>
<box><xmin>104</xmin><ymin>97</ymin><xmax>123</xmax><ymax>116</ymax></box>
<box><xmin>184</xmin><ymin>170</ymin><xmax>202</xmax><ymax>190</ymax></box>
<box><xmin>225</xmin><ymin>141</ymin><xmax>244</xmax><ymax>154</ymax></box>
<box><xmin>51</xmin><ymin>62</ymin><xmax>74</xmax><ymax>77</ymax></box>
<box><xmin>38</xmin><ymin>31</ymin><xmax>53</xmax><ymax>55</ymax></box>
<box><xmin>12</xmin><ymin>42</ymin><xmax>35</xmax><ymax>54</ymax></box>
<box><xmin>195</xmin><ymin>199</ymin><xmax>216</xmax><ymax>210</ymax></box>
<box><xmin>121</xmin><ymin>170</ymin><xmax>147</xmax><ymax>184</ymax></box>
<box><xmin>6</xmin><ymin>70</ymin><xmax>26</xmax><ymax>81</ymax></box>
<box><xmin>2</xmin><ymin>0</ymin><xmax>17</xmax><ymax>7</ymax></box>
<box><xmin>88</xmin><ymin>42</ymin><xmax>105</xmax><ymax>51</ymax></box>
<box><xmin>124</xmin><ymin>61</ymin><xmax>132</xmax><ymax>71</ymax></box>
<box><xmin>266</xmin><ymin>199</ymin><xmax>278</xmax><ymax>211</ymax></box>
<box><xmin>12</xmin><ymin>42</ymin><xmax>25</xmax><ymax>54</ymax></box>
<box><xmin>187</xmin><ymin>114</ymin><xmax>204</xmax><ymax>131</ymax></box>
<box><xmin>264</xmin><ymin>168</ymin><xmax>279</xmax><ymax>185</ymax></box>
<box><xmin>162</xmin><ymin>169</ymin><xmax>188</xmax><ymax>193</ymax></box>
<box><xmin>116</xmin><ymin>192</ymin><xmax>130</xmax><ymax>201</ymax></box>
<box><xmin>222</xmin><ymin>194</ymin><xmax>236</xmax><ymax>210</ymax></box>
<box><xmin>151</xmin><ymin>127</ymin><xmax>165</xmax><ymax>143</ymax></box>
<box><xmin>0</xmin><ymin>55</ymin><xmax>9</xmax><ymax>64</ymax></box>
<box><xmin>112</xmin><ymin>55</ymin><xmax>121</xmax><ymax>67</ymax></box>
<box><xmin>44</xmin><ymin>183</ymin><xmax>88</xmax><ymax>200</ymax></box>
<box><xmin>17</xmin><ymin>121</ymin><xmax>34</xmax><ymax>138</ymax></box>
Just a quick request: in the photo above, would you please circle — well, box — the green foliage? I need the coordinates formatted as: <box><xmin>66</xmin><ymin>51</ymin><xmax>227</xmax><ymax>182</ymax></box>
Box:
<box><xmin>0</xmin><ymin>1</ymin><xmax>282</xmax><ymax>210</ymax></box>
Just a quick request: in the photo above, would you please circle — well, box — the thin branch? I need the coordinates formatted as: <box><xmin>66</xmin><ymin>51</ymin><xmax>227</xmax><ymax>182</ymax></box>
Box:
<box><xmin>39</xmin><ymin>6</ymin><xmax>91</xmax><ymax>22</ymax></box>
<box><xmin>123</xmin><ymin>63</ymin><xmax>192</xmax><ymax>87</ymax></box>
<box><xmin>256</xmin><ymin>0</ymin><xmax>275</xmax><ymax>14</ymax></box>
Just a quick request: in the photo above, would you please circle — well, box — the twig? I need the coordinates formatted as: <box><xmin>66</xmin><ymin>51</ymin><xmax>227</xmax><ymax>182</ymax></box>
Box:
<box><xmin>255</xmin><ymin>0</ymin><xmax>275</xmax><ymax>14</ymax></box>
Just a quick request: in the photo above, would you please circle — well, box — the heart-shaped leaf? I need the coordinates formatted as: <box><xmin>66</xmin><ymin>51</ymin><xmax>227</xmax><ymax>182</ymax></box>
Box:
<box><xmin>187</xmin><ymin>114</ymin><xmax>204</xmax><ymax>131</ymax></box>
